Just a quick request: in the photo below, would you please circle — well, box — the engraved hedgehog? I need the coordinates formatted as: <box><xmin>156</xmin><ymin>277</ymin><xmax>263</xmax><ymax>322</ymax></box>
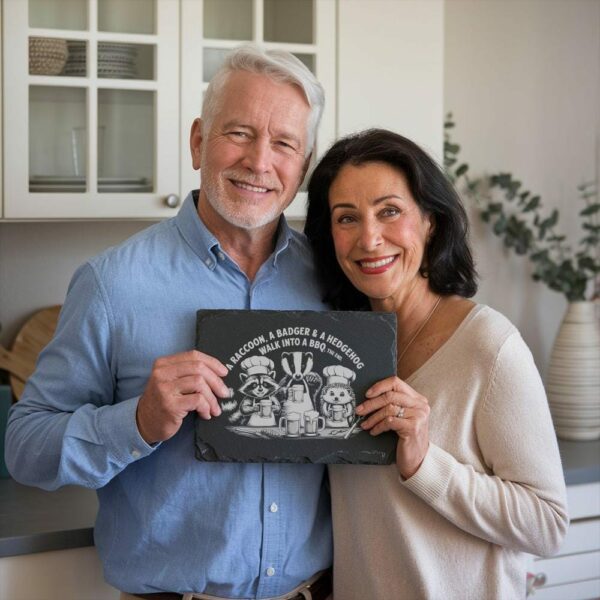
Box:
<box><xmin>319</xmin><ymin>365</ymin><xmax>356</xmax><ymax>428</ymax></box>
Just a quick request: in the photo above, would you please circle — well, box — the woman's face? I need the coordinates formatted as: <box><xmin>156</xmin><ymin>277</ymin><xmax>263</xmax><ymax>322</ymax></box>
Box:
<box><xmin>329</xmin><ymin>161</ymin><xmax>434</xmax><ymax>309</ymax></box>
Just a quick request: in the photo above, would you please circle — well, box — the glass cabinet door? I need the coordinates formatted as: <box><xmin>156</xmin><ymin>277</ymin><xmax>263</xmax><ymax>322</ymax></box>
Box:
<box><xmin>3</xmin><ymin>0</ymin><xmax>179</xmax><ymax>219</ymax></box>
<box><xmin>180</xmin><ymin>0</ymin><xmax>336</xmax><ymax>219</ymax></box>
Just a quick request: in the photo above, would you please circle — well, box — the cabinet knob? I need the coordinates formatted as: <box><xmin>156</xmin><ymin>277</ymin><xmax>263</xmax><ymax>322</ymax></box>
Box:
<box><xmin>164</xmin><ymin>194</ymin><xmax>180</xmax><ymax>208</ymax></box>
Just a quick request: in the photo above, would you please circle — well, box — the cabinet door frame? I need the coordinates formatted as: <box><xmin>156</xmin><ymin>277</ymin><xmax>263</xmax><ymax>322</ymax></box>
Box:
<box><xmin>2</xmin><ymin>0</ymin><xmax>180</xmax><ymax>220</ymax></box>
<box><xmin>180</xmin><ymin>0</ymin><xmax>337</xmax><ymax>220</ymax></box>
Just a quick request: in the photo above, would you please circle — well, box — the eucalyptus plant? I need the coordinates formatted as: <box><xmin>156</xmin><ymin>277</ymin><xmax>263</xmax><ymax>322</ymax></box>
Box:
<box><xmin>444</xmin><ymin>113</ymin><xmax>600</xmax><ymax>301</ymax></box>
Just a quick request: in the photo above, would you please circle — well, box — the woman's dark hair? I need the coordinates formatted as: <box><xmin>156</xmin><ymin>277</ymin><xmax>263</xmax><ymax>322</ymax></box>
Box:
<box><xmin>304</xmin><ymin>128</ymin><xmax>478</xmax><ymax>310</ymax></box>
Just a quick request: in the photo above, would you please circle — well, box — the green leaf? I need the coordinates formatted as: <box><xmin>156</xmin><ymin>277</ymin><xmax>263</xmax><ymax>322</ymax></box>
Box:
<box><xmin>583</xmin><ymin>223</ymin><xmax>600</xmax><ymax>232</ymax></box>
<box><xmin>493</xmin><ymin>215</ymin><xmax>507</xmax><ymax>234</ymax></box>
<box><xmin>580</xmin><ymin>203</ymin><xmax>600</xmax><ymax>216</ymax></box>
<box><xmin>507</xmin><ymin>181</ymin><xmax>522</xmax><ymax>199</ymax></box>
<box><xmin>444</xmin><ymin>142</ymin><xmax>460</xmax><ymax>154</ymax></box>
<box><xmin>497</xmin><ymin>173</ymin><xmax>512</xmax><ymax>188</ymax></box>
<box><xmin>455</xmin><ymin>164</ymin><xmax>469</xmax><ymax>177</ymax></box>
<box><xmin>540</xmin><ymin>210</ymin><xmax>559</xmax><ymax>230</ymax></box>
<box><xmin>578</xmin><ymin>256</ymin><xmax>596</xmax><ymax>271</ymax></box>
<box><xmin>530</xmin><ymin>249</ymin><xmax>549</xmax><ymax>262</ymax></box>
<box><xmin>523</xmin><ymin>196</ymin><xmax>540</xmax><ymax>212</ymax></box>
<box><xmin>582</xmin><ymin>235</ymin><xmax>599</xmax><ymax>245</ymax></box>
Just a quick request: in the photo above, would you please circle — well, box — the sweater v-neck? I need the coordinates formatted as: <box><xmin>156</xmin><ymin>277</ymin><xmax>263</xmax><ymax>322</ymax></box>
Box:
<box><xmin>406</xmin><ymin>303</ymin><xmax>486</xmax><ymax>385</ymax></box>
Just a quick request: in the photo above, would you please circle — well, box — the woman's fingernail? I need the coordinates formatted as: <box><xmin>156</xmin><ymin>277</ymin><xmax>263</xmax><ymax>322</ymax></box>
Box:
<box><xmin>356</xmin><ymin>405</ymin><xmax>364</xmax><ymax>414</ymax></box>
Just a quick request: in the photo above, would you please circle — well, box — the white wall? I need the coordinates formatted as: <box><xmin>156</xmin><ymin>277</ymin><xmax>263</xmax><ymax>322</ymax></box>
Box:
<box><xmin>337</xmin><ymin>0</ymin><xmax>444</xmax><ymax>159</ymax></box>
<box><xmin>444</xmin><ymin>0</ymin><xmax>600</xmax><ymax>374</ymax></box>
<box><xmin>0</xmin><ymin>221</ymin><xmax>151</xmax><ymax>346</ymax></box>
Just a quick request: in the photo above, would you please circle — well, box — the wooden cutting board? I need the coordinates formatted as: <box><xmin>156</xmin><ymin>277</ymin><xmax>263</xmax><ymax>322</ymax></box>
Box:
<box><xmin>0</xmin><ymin>306</ymin><xmax>61</xmax><ymax>400</ymax></box>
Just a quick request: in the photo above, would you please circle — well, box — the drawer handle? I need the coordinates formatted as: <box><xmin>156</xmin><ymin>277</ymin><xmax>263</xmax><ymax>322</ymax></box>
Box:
<box><xmin>164</xmin><ymin>194</ymin><xmax>180</xmax><ymax>208</ymax></box>
<box><xmin>527</xmin><ymin>572</ymin><xmax>547</xmax><ymax>596</ymax></box>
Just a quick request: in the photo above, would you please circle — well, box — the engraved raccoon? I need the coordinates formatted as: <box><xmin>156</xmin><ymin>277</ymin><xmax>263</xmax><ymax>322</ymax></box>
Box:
<box><xmin>236</xmin><ymin>356</ymin><xmax>281</xmax><ymax>427</ymax></box>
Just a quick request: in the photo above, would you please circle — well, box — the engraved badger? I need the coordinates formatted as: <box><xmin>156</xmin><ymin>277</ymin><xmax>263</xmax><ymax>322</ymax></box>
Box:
<box><xmin>279</xmin><ymin>351</ymin><xmax>322</xmax><ymax>418</ymax></box>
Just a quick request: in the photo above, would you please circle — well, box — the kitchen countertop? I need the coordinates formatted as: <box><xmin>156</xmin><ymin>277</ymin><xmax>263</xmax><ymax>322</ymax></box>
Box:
<box><xmin>0</xmin><ymin>439</ymin><xmax>598</xmax><ymax>559</ymax></box>
<box><xmin>0</xmin><ymin>479</ymin><xmax>96</xmax><ymax>558</ymax></box>
<box><xmin>558</xmin><ymin>438</ymin><xmax>600</xmax><ymax>486</ymax></box>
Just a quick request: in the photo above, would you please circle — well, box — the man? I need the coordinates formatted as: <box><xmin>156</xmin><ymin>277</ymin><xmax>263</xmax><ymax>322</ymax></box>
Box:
<box><xmin>6</xmin><ymin>46</ymin><xmax>332</xmax><ymax>600</ymax></box>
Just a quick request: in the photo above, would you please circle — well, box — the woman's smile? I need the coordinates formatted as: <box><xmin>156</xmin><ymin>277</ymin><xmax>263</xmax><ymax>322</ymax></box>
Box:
<box><xmin>356</xmin><ymin>254</ymin><xmax>399</xmax><ymax>274</ymax></box>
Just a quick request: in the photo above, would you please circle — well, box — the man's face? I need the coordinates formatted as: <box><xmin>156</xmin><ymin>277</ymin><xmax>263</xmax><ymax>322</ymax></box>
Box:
<box><xmin>191</xmin><ymin>71</ymin><xmax>311</xmax><ymax>231</ymax></box>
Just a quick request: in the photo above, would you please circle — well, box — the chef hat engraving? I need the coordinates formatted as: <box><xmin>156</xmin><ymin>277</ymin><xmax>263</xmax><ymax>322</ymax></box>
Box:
<box><xmin>240</xmin><ymin>355</ymin><xmax>275</xmax><ymax>376</ymax></box>
<box><xmin>322</xmin><ymin>365</ymin><xmax>356</xmax><ymax>386</ymax></box>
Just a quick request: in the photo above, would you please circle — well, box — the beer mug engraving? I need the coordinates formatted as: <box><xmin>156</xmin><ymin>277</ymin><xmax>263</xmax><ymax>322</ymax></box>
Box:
<box><xmin>304</xmin><ymin>410</ymin><xmax>325</xmax><ymax>436</ymax></box>
<box><xmin>259</xmin><ymin>399</ymin><xmax>272</xmax><ymax>418</ymax></box>
<box><xmin>331</xmin><ymin>404</ymin><xmax>344</xmax><ymax>422</ymax></box>
<box><xmin>291</xmin><ymin>384</ymin><xmax>304</xmax><ymax>403</ymax></box>
<box><xmin>279</xmin><ymin>412</ymin><xmax>301</xmax><ymax>437</ymax></box>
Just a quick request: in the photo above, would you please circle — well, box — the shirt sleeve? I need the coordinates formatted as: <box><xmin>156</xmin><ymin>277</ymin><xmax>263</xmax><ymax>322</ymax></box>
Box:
<box><xmin>402</xmin><ymin>331</ymin><xmax>569</xmax><ymax>557</ymax></box>
<box><xmin>5</xmin><ymin>262</ymin><xmax>156</xmax><ymax>491</ymax></box>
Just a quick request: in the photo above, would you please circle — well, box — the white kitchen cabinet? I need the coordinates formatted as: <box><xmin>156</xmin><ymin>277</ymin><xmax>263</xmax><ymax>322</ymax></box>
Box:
<box><xmin>0</xmin><ymin>546</ymin><xmax>119</xmax><ymax>600</ymax></box>
<box><xmin>2</xmin><ymin>0</ymin><xmax>180</xmax><ymax>219</ymax></box>
<box><xmin>1</xmin><ymin>0</ymin><xmax>336</xmax><ymax>221</ymax></box>
<box><xmin>179</xmin><ymin>0</ymin><xmax>336</xmax><ymax>220</ymax></box>
<box><xmin>530</xmin><ymin>482</ymin><xmax>600</xmax><ymax>599</ymax></box>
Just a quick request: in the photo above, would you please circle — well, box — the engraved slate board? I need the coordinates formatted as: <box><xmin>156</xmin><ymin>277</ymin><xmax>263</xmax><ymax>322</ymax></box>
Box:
<box><xmin>195</xmin><ymin>310</ymin><xmax>397</xmax><ymax>464</ymax></box>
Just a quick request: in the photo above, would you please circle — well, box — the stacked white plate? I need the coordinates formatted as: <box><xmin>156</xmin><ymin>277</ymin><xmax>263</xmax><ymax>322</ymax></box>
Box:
<box><xmin>63</xmin><ymin>41</ymin><xmax>137</xmax><ymax>78</ymax></box>
<box><xmin>29</xmin><ymin>175</ymin><xmax>152</xmax><ymax>193</ymax></box>
<box><xmin>546</xmin><ymin>302</ymin><xmax>600</xmax><ymax>441</ymax></box>
<box><xmin>98</xmin><ymin>42</ymin><xmax>138</xmax><ymax>79</ymax></box>
<box><xmin>63</xmin><ymin>41</ymin><xmax>86</xmax><ymax>76</ymax></box>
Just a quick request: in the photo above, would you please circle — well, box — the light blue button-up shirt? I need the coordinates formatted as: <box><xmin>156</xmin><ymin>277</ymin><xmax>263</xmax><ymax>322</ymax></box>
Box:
<box><xmin>6</xmin><ymin>192</ymin><xmax>332</xmax><ymax>598</ymax></box>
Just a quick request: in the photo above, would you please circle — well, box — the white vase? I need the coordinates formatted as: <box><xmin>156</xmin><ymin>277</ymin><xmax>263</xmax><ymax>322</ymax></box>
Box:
<box><xmin>546</xmin><ymin>301</ymin><xmax>600</xmax><ymax>441</ymax></box>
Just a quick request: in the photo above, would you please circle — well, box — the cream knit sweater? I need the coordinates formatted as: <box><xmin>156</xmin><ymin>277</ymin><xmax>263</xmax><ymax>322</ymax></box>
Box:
<box><xmin>329</xmin><ymin>305</ymin><xmax>568</xmax><ymax>600</ymax></box>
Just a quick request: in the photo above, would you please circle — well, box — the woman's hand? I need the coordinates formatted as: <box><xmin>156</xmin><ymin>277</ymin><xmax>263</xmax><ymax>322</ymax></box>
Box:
<box><xmin>356</xmin><ymin>376</ymin><xmax>430</xmax><ymax>479</ymax></box>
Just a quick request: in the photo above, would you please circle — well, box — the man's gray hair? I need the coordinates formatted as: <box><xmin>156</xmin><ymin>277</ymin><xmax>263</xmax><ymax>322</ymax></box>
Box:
<box><xmin>201</xmin><ymin>45</ymin><xmax>325</xmax><ymax>156</ymax></box>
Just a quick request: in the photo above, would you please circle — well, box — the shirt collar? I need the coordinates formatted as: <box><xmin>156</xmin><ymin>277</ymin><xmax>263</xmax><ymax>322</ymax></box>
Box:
<box><xmin>175</xmin><ymin>190</ymin><xmax>294</xmax><ymax>269</ymax></box>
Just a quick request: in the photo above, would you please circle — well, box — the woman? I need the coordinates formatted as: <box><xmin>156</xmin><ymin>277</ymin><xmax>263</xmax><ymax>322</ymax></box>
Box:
<box><xmin>304</xmin><ymin>129</ymin><xmax>568</xmax><ymax>599</ymax></box>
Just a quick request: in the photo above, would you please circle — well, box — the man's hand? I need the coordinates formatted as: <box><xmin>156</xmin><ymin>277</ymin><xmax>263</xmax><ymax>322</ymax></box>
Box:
<box><xmin>136</xmin><ymin>350</ymin><xmax>230</xmax><ymax>444</ymax></box>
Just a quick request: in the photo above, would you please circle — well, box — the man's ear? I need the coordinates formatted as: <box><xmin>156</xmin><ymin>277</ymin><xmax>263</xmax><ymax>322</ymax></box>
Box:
<box><xmin>190</xmin><ymin>118</ymin><xmax>203</xmax><ymax>171</ymax></box>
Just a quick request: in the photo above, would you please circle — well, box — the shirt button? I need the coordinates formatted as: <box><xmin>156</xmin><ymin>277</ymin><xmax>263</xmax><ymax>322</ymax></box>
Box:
<box><xmin>266</xmin><ymin>567</ymin><xmax>276</xmax><ymax>577</ymax></box>
<box><xmin>218</xmin><ymin>252</ymin><xmax>225</xmax><ymax>261</ymax></box>
<box><xmin>131</xmin><ymin>449</ymin><xmax>141</xmax><ymax>458</ymax></box>
<box><xmin>269</xmin><ymin>502</ymin><xmax>278</xmax><ymax>513</ymax></box>
<box><xmin>204</xmin><ymin>258</ymin><xmax>212</xmax><ymax>267</ymax></box>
